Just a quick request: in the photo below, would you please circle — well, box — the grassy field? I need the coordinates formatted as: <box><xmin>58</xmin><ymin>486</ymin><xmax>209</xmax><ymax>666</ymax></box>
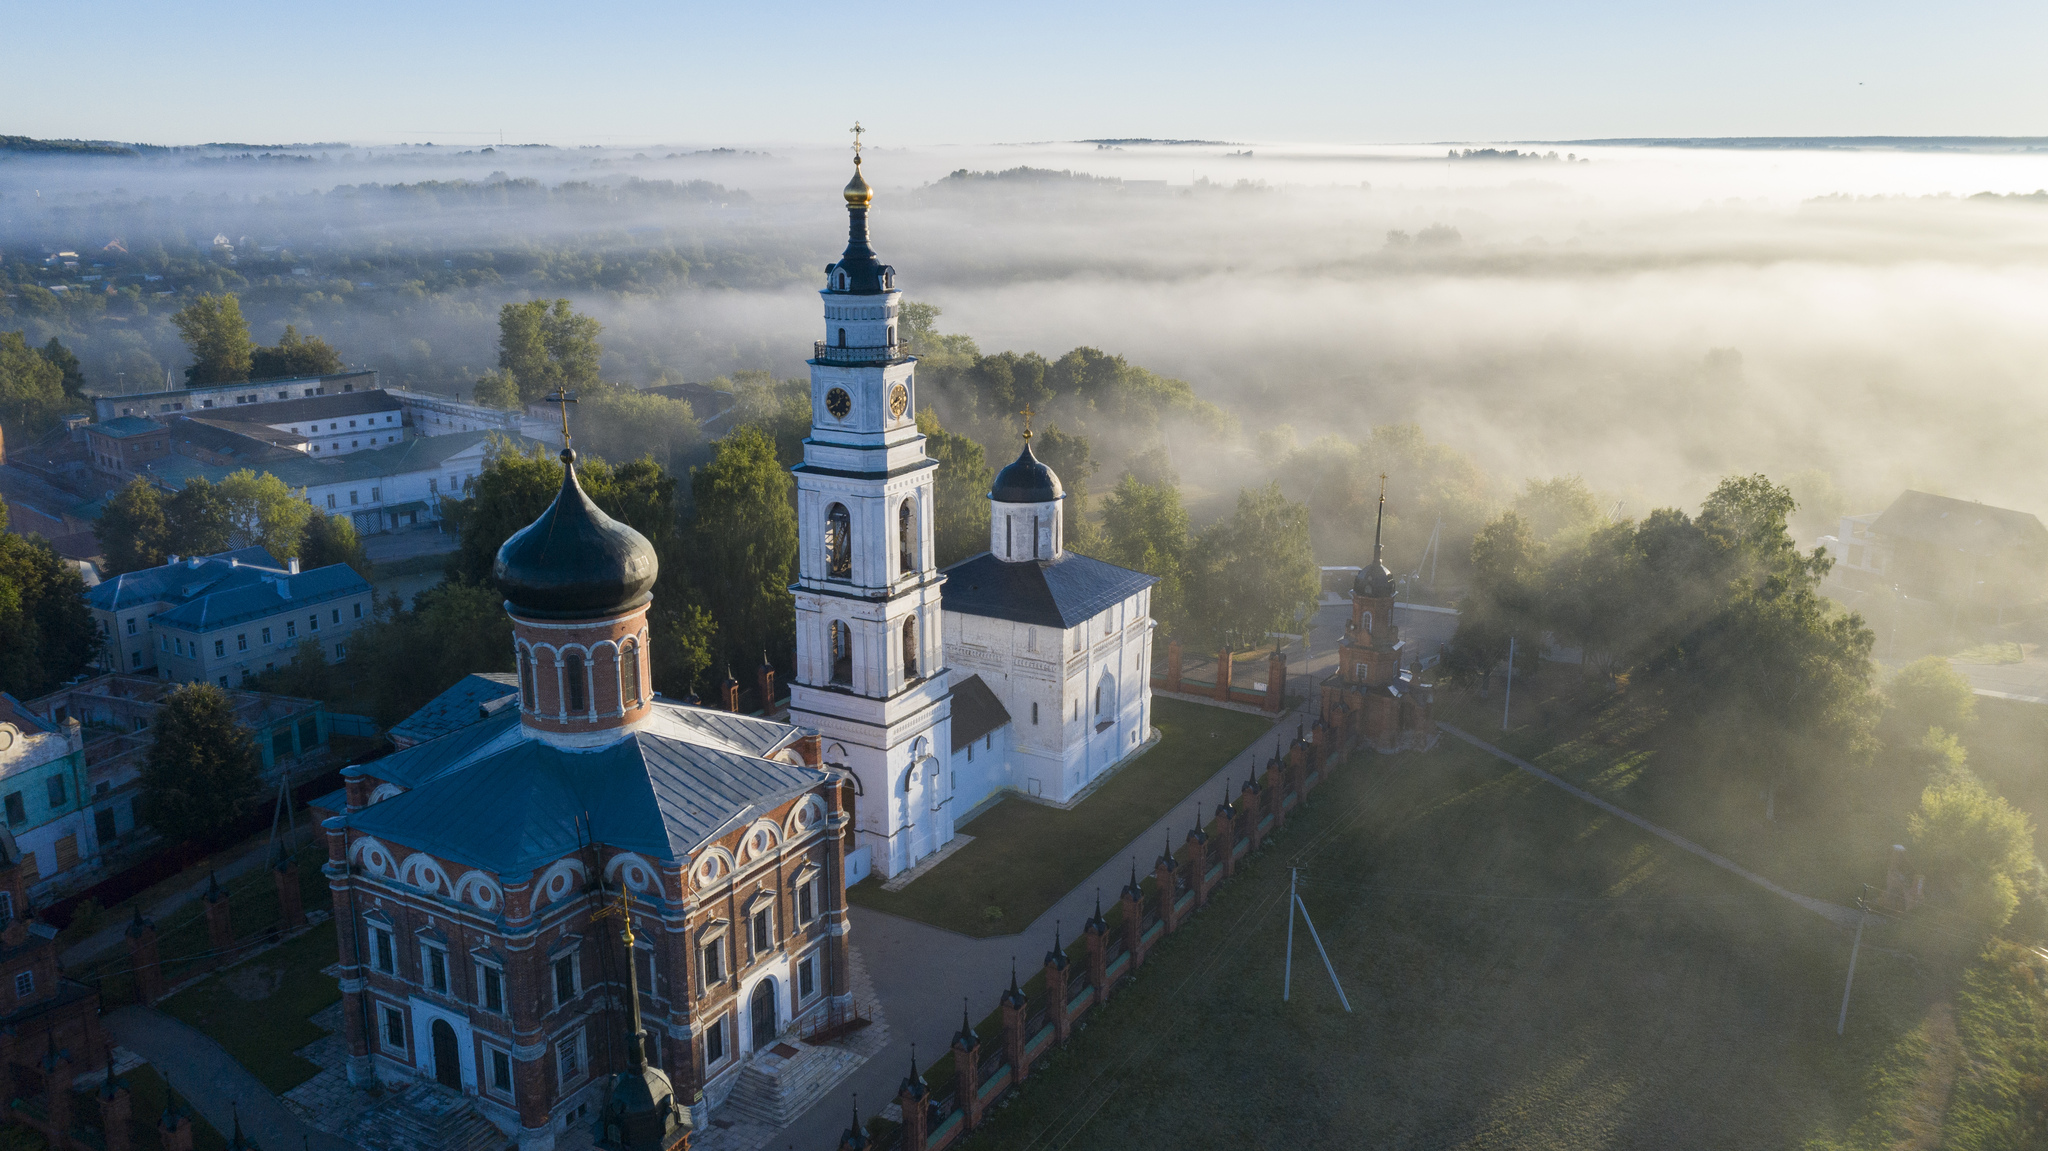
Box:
<box><xmin>848</xmin><ymin>697</ymin><xmax>1275</xmax><ymax>936</ymax></box>
<box><xmin>959</xmin><ymin>736</ymin><xmax>1923</xmax><ymax>1151</ymax></box>
<box><xmin>159</xmin><ymin>918</ymin><xmax>342</xmax><ymax>1095</ymax></box>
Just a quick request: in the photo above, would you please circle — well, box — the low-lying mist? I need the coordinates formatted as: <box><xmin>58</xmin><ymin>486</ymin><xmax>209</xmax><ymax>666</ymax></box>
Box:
<box><xmin>8</xmin><ymin>137</ymin><xmax>2048</xmax><ymax>529</ymax></box>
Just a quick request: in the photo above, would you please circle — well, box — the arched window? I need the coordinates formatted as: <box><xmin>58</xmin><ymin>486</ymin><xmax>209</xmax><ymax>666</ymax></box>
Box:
<box><xmin>1096</xmin><ymin>670</ymin><xmax>1115</xmax><ymax>718</ymax></box>
<box><xmin>1003</xmin><ymin>514</ymin><xmax>1013</xmax><ymax>558</ymax></box>
<box><xmin>566</xmin><ymin>651</ymin><xmax>586</xmax><ymax>712</ymax></box>
<box><xmin>898</xmin><ymin>500</ymin><xmax>915</xmax><ymax>573</ymax></box>
<box><xmin>519</xmin><ymin>650</ymin><xmax>535</xmax><ymax>711</ymax></box>
<box><xmin>902</xmin><ymin>618</ymin><xmax>918</xmax><ymax>680</ymax></box>
<box><xmin>621</xmin><ymin>640</ymin><xmax>641</xmax><ymax>707</ymax></box>
<box><xmin>829</xmin><ymin>621</ymin><xmax>853</xmax><ymax>686</ymax></box>
<box><xmin>836</xmin><ymin>327</ymin><xmax>847</xmax><ymax>348</ymax></box>
<box><xmin>825</xmin><ymin>504</ymin><xmax>852</xmax><ymax>580</ymax></box>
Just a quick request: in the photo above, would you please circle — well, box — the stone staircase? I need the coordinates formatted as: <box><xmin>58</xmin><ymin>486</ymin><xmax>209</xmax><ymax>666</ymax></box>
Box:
<box><xmin>341</xmin><ymin>1082</ymin><xmax>510</xmax><ymax>1151</ymax></box>
<box><xmin>717</xmin><ymin>1040</ymin><xmax>866</xmax><ymax>1129</ymax></box>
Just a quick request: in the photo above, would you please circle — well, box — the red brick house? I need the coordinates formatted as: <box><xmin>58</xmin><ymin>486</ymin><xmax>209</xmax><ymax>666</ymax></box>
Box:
<box><xmin>317</xmin><ymin>449</ymin><xmax>854</xmax><ymax>1150</ymax></box>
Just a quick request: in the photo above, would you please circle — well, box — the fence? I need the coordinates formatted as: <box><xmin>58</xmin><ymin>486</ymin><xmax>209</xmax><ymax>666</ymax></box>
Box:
<box><xmin>837</xmin><ymin>708</ymin><xmax>1361</xmax><ymax>1151</ymax></box>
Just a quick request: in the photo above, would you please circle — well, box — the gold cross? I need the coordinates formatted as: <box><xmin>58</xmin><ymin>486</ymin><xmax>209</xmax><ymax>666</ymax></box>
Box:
<box><xmin>555</xmin><ymin>389</ymin><xmax>576</xmax><ymax>448</ymax></box>
<box><xmin>850</xmin><ymin>121</ymin><xmax>865</xmax><ymax>162</ymax></box>
<box><xmin>1021</xmin><ymin>405</ymin><xmax>1034</xmax><ymax>440</ymax></box>
<box><xmin>1378</xmin><ymin>472</ymin><xmax>1387</xmax><ymax>502</ymax></box>
<box><xmin>592</xmin><ymin>883</ymin><xmax>636</xmax><ymax>946</ymax></box>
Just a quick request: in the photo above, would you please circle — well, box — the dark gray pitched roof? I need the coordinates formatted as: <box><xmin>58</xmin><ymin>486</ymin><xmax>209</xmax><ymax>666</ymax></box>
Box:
<box><xmin>387</xmin><ymin>673</ymin><xmax>520</xmax><ymax>747</ymax></box>
<box><xmin>84</xmin><ymin>547</ymin><xmax>285</xmax><ymax>612</ymax></box>
<box><xmin>243</xmin><ymin>389</ymin><xmax>403</xmax><ymax>426</ymax></box>
<box><xmin>948</xmin><ymin>674</ymin><xmax>1010</xmax><ymax>752</ymax></box>
<box><xmin>153</xmin><ymin>563</ymin><xmax>371</xmax><ymax>633</ymax></box>
<box><xmin>345</xmin><ymin>728</ymin><xmax>828</xmax><ymax>874</ymax></box>
<box><xmin>1873</xmin><ymin>490</ymin><xmax>2048</xmax><ymax>555</ymax></box>
<box><xmin>941</xmin><ymin>551</ymin><xmax>1157</xmax><ymax>629</ymax></box>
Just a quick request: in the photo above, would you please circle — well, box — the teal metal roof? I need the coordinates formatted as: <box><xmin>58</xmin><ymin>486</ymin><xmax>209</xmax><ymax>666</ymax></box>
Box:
<box><xmin>140</xmin><ymin>429</ymin><xmax>529</xmax><ymax>492</ymax></box>
<box><xmin>345</xmin><ymin>723</ymin><xmax>827</xmax><ymax>874</ymax></box>
<box><xmin>84</xmin><ymin>547</ymin><xmax>285</xmax><ymax>612</ymax></box>
<box><xmin>388</xmin><ymin>673</ymin><xmax>519</xmax><ymax>747</ymax></box>
<box><xmin>153</xmin><ymin>563</ymin><xmax>371</xmax><ymax>633</ymax></box>
<box><xmin>90</xmin><ymin>416</ymin><xmax>163</xmax><ymax>439</ymax></box>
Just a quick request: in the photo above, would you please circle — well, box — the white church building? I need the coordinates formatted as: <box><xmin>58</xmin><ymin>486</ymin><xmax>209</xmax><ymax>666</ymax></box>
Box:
<box><xmin>786</xmin><ymin>144</ymin><xmax>1157</xmax><ymax>881</ymax></box>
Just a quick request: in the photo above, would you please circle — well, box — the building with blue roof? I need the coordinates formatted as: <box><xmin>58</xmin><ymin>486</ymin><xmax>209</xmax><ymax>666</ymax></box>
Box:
<box><xmin>85</xmin><ymin>549</ymin><xmax>373</xmax><ymax>685</ymax></box>
<box><xmin>313</xmin><ymin>434</ymin><xmax>852</xmax><ymax>1148</ymax></box>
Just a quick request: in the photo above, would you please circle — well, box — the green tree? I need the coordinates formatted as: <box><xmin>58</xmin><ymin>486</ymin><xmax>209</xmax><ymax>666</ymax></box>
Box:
<box><xmin>299</xmin><ymin>512</ymin><xmax>373</xmax><ymax>579</ymax></box>
<box><xmin>171</xmin><ymin>294</ymin><xmax>254</xmax><ymax>386</ymax></box>
<box><xmin>140</xmin><ymin>683</ymin><xmax>259</xmax><ymax>843</ymax></box>
<box><xmin>497</xmin><ymin>298</ymin><xmax>602</xmax><ymax>404</ymax></box>
<box><xmin>340</xmin><ymin>583</ymin><xmax>515</xmax><ymax>724</ymax></box>
<box><xmin>95</xmin><ymin>479</ymin><xmax>172</xmax><ymax>575</ymax></box>
<box><xmin>1911</xmin><ymin>768</ymin><xmax>2036</xmax><ymax>934</ymax></box>
<box><xmin>576</xmin><ymin>384</ymin><xmax>701</xmax><ymax>473</ymax></box>
<box><xmin>1513</xmin><ymin>475</ymin><xmax>1604</xmax><ymax>542</ymax></box>
<box><xmin>726</xmin><ymin>371</ymin><xmax>810</xmax><ymax>467</ymax></box>
<box><xmin>1884</xmin><ymin>656</ymin><xmax>1977</xmax><ymax>741</ymax></box>
<box><xmin>217</xmin><ymin>470</ymin><xmax>313</xmax><ymax>561</ymax></box>
<box><xmin>1183</xmin><ymin>482</ymin><xmax>1317</xmax><ymax>652</ymax></box>
<box><xmin>249</xmin><ymin>324</ymin><xmax>344</xmax><ymax>380</ymax></box>
<box><xmin>166</xmin><ymin>477</ymin><xmax>234</xmax><ymax>557</ymax></box>
<box><xmin>917</xmin><ymin>409</ymin><xmax>993</xmax><ymax>568</ymax></box>
<box><xmin>689</xmin><ymin>427</ymin><xmax>797</xmax><ymax>679</ymax></box>
<box><xmin>1098</xmin><ymin>472</ymin><xmax>1190</xmax><ymax>635</ymax></box>
<box><xmin>472</xmin><ymin>369</ymin><xmax>520</xmax><ymax>410</ymax></box>
<box><xmin>0</xmin><ymin>504</ymin><xmax>97</xmax><ymax>697</ymax></box>
<box><xmin>1446</xmin><ymin>511</ymin><xmax>1545</xmax><ymax>686</ymax></box>
<box><xmin>256</xmin><ymin>638</ymin><xmax>333</xmax><ymax>701</ymax></box>
<box><xmin>38</xmin><ymin>337</ymin><xmax>84</xmax><ymax>398</ymax></box>
<box><xmin>0</xmin><ymin>331</ymin><xmax>69</xmax><ymax>434</ymax></box>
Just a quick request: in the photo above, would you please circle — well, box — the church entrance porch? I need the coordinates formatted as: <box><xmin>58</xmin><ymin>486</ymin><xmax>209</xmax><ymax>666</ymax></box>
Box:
<box><xmin>430</xmin><ymin>1019</ymin><xmax>460</xmax><ymax>1090</ymax></box>
<box><xmin>750</xmin><ymin>978</ymin><xmax>779</xmax><ymax>1049</ymax></box>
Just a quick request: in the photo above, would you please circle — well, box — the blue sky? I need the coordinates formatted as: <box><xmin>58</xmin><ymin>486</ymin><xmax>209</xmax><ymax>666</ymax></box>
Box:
<box><xmin>15</xmin><ymin>0</ymin><xmax>2048</xmax><ymax>146</ymax></box>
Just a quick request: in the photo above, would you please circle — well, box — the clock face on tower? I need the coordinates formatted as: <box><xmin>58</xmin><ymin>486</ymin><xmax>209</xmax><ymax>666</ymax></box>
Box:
<box><xmin>888</xmin><ymin>383</ymin><xmax>908</xmax><ymax>420</ymax></box>
<box><xmin>826</xmin><ymin>387</ymin><xmax>852</xmax><ymax>419</ymax></box>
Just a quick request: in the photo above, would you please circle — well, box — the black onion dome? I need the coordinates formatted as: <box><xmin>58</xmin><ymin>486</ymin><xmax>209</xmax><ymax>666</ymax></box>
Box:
<box><xmin>494</xmin><ymin>449</ymin><xmax>658</xmax><ymax>619</ymax></box>
<box><xmin>1353</xmin><ymin>559</ymin><xmax>1396</xmax><ymax>599</ymax></box>
<box><xmin>990</xmin><ymin>441</ymin><xmax>1063</xmax><ymax>504</ymax></box>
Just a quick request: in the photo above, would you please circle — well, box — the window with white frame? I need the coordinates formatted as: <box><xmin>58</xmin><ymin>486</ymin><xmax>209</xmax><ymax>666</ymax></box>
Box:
<box><xmin>382</xmin><ymin>1005</ymin><xmax>406</xmax><ymax>1049</ymax></box>
<box><xmin>556</xmin><ymin>1027</ymin><xmax>586</xmax><ymax>1085</ymax></box>
<box><xmin>750</xmin><ymin>907</ymin><xmax>773</xmax><ymax>956</ymax></box>
<box><xmin>704</xmin><ymin>1016</ymin><xmax>726</xmax><ymax>1065</ymax></box>
<box><xmin>478</xmin><ymin>960</ymin><xmax>505</xmax><ymax>1013</ymax></box>
<box><xmin>421</xmin><ymin>942</ymin><xmax>449</xmax><ymax>993</ymax></box>
<box><xmin>796</xmin><ymin>872</ymin><xmax>820</xmax><ymax>927</ymax></box>
<box><xmin>486</xmin><ymin>1046</ymin><xmax>514</xmax><ymax>1096</ymax></box>
<box><xmin>701</xmin><ymin>934</ymin><xmax>726</xmax><ymax>989</ymax></box>
<box><xmin>633</xmin><ymin>944</ymin><xmax>655</xmax><ymax>1002</ymax></box>
<box><xmin>13</xmin><ymin>971</ymin><xmax>31</xmax><ymax>998</ymax></box>
<box><xmin>371</xmin><ymin>927</ymin><xmax>395</xmax><ymax>974</ymax></box>
<box><xmin>797</xmin><ymin>953</ymin><xmax>817</xmax><ymax>1003</ymax></box>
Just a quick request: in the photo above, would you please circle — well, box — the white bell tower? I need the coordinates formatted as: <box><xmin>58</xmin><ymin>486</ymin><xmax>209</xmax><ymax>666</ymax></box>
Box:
<box><xmin>787</xmin><ymin>130</ymin><xmax>955</xmax><ymax>880</ymax></box>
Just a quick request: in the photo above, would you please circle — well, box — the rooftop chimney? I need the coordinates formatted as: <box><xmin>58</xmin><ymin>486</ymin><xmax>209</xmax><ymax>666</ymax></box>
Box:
<box><xmin>287</xmin><ymin>558</ymin><xmax>300</xmax><ymax>575</ymax></box>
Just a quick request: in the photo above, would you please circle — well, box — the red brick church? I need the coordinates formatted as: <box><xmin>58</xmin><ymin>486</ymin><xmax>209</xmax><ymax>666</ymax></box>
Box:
<box><xmin>1321</xmin><ymin>486</ymin><xmax>1439</xmax><ymax>752</ymax></box>
<box><xmin>318</xmin><ymin>446</ymin><xmax>856</xmax><ymax>1150</ymax></box>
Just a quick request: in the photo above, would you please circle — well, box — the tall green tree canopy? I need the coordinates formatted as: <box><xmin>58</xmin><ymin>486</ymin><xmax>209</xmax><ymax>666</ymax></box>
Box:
<box><xmin>0</xmin><ymin>500</ymin><xmax>97</xmax><ymax>697</ymax></box>
<box><xmin>217</xmin><ymin>469</ymin><xmax>312</xmax><ymax>561</ymax></box>
<box><xmin>0</xmin><ymin>331</ymin><xmax>70</xmax><ymax>435</ymax></box>
<box><xmin>249</xmin><ymin>324</ymin><xmax>343</xmax><ymax>380</ymax></box>
<box><xmin>1098</xmin><ymin>471</ymin><xmax>1190</xmax><ymax>636</ymax></box>
<box><xmin>1183</xmin><ymin>482</ymin><xmax>1317</xmax><ymax>652</ymax></box>
<box><xmin>918</xmin><ymin>408</ymin><xmax>993</xmax><ymax>568</ymax></box>
<box><xmin>140</xmin><ymin>684</ymin><xmax>260</xmax><ymax>843</ymax></box>
<box><xmin>95</xmin><ymin>479</ymin><xmax>172</xmax><ymax>576</ymax></box>
<box><xmin>299</xmin><ymin>512</ymin><xmax>373</xmax><ymax>579</ymax></box>
<box><xmin>38</xmin><ymin>337</ymin><xmax>84</xmax><ymax>398</ymax></box>
<box><xmin>497</xmin><ymin>298</ymin><xmax>602</xmax><ymax>404</ymax></box>
<box><xmin>167</xmin><ymin>477</ymin><xmax>234</xmax><ymax>557</ymax></box>
<box><xmin>689</xmin><ymin>427</ymin><xmax>798</xmax><ymax>679</ymax></box>
<box><xmin>172</xmin><ymin>293</ymin><xmax>254</xmax><ymax>385</ymax></box>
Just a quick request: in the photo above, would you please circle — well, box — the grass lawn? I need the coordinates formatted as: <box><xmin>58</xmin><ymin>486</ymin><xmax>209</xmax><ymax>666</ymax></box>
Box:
<box><xmin>848</xmin><ymin>697</ymin><xmax>1275</xmax><ymax>936</ymax></box>
<box><xmin>159</xmin><ymin>918</ymin><xmax>342</xmax><ymax>1095</ymax></box>
<box><xmin>960</xmin><ymin>737</ymin><xmax>1921</xmax><ymax>1150</ymax></box>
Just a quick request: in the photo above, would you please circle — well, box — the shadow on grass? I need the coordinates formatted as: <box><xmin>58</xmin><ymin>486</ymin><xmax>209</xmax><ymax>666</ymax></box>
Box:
<box><xmin>158</xmin><ymin>919</ymin><xmax>341</xmax><ymax>1096</ymax></box>
<box><xmin>848</xmin><ymin>696</ymin><xmax>1276</xmax><ymax>936</ymax></box>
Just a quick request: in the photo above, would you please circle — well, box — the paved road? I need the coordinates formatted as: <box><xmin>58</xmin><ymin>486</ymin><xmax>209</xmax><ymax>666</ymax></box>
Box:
<box><xmin>103</xmin><ymin>1005</ymin><xmax>356</xmax><ymax>1151</ymax></box>
<box><xmin>774</xmin><ymin>604</ymin><xmax>1454</xmax><ymax>1150</ymax></box>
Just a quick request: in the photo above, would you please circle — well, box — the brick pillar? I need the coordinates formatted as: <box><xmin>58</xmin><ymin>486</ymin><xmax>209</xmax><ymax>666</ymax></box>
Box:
<box><xmin>953</xmin><ymin>1005</ymin><xmax>983</xmax><ymax>1129</ymax></box>
<box><xmin>125</xmin><ymin>908</ymin><xmax>164</xmax><ymax>1005</ymax></box>
<box><xmin>99</xmin><ymin>1070</ymin><xmax>134</xmax><ymax>1151</ymax></box>
<box><xmin>1165</xmin><ymin>639</ymin><xmax>1183</xmax><ymax>693</ymax></box>
<box><xmin>1153</xmin><ymin>845</ymin><xmax>1178</xmax><ymax>934</ymax></box>
<box><xmin>1242</xmin><ymin>779</ymin><xmax>1264</xmax><ymax>852</ymax></box>
<box><xmin>274</xmin><ymin>847</ymin><xmax>305</xmax><ymax>930</ymax></box>
<box><xmin>1084</xmin><ymin>896</ymin><xmax>1109</xmax><ymax>1006</ymax></box>
<box><xmin>896</xmin><ymin>1053</ymin><xmax>930</xmax><ymax>1151</ymax></box>
<box><xmin>1264</xmin><ymin>649</ymin><xmax>1286</xmax><ymax>713</ymax></box>
<box><xmin>1215</xmin><ymin>649</ymin><xmax>1234</xmax><ymax>704</ymax></box>
<box><xmin>1266</xmin><ymin>750</ymin><xmax>1287</xmax><ymax>834</ymax></box>
<box><xmin>43</xmin><ymin>1044</ymin><xmax>73</xmax><ymax>1146</ymax></box>
<box><xmin>158</xmin><ymin>1096</ymin><xmax>194</xmax><ymax>1151</ymax></box>
<box><xmin>202</xmin><ymin>871</ymin><xmax>232</xmax><ymax>970</ymax></box>
<box><xmin>342</xmin><ymin>766</ymin><xmax>370</xmax><ymax>813</ymax></box>
<box><xmin>720</xmin><ymin>668</ymin><xmax>740</xmax><ymax>713</ymax></box>
<box><xmin>1186</xmin><ymin>825</ymin><xmax>1212</xmax><ymax>908</ymax></box>
<box><xmin>1120</xmin><ymin>865</ymin><xmax>1145</xmax><ymax>966</ymax></box>
<box><xmin>824</xmin><ymin>802</ymin><xmax>854</xmax><ymax>1012</ymax></box>
<box><xmin>323</xmin><ymin>818</ymin><xmax>375</xmax><ymax>1088</ymax></box>
<box><xmin>1001</xmin><ymin>964</ymin><xmax>1029</xmax><ymax>1085</ymax></box>
<box><xmin>1216</xmin><ymin>787</ymin><xmax>1239</xmax><ymax>882</ymax></box>
<box><xmin>1043</xmin><ymin>929</ymin><xmax>1072</xmax><ymax>1044</ymax></box>
<box><xmin>756</xmin><ymin>656</ymin><xmax>776</xmax><ymax>714</ymax></box>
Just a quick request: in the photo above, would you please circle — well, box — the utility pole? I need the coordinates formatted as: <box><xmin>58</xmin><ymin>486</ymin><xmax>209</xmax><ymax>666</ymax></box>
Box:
<box><xmin>1837</xmin><ymin>898</ymin><xmax>1870</xmax><ymax>1036</ymax></box>
<box><xmin>1502</xmin><ymin>636</ymin><xmax>1516</xmax><ymax>731</ymax></box>
<box><xmin>1283</xmin><ymin>866</ymin><xmax>1297</xmax><ymax>1001</ymax></box>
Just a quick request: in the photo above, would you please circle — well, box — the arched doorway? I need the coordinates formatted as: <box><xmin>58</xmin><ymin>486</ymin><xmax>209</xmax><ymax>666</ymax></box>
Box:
<box><xmin>430</xmin><ymin>1018</ymin><xmax>461</xmax><ymax>1089</ymax></box>
<box><xmin>750</xmin><ymin>979</ymin><xmax>778</xmax><ymax>1049</ymax></box>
